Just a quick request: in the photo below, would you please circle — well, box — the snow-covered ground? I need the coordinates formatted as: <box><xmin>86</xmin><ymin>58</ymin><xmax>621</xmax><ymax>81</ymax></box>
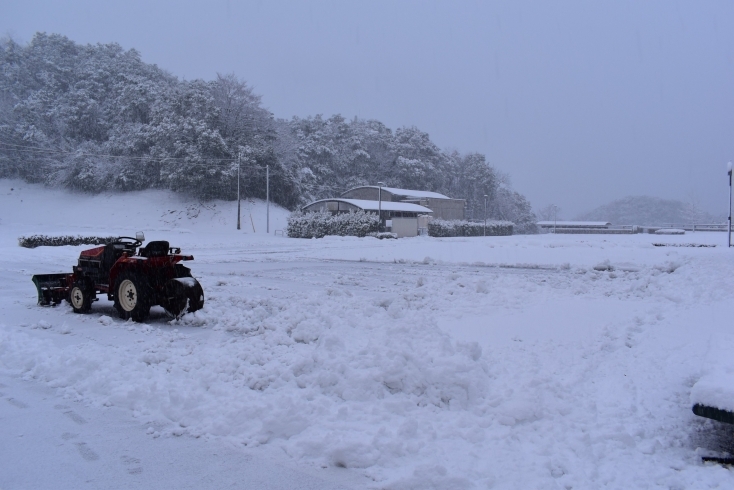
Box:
<box><xmin>2</xmin><ymin>179</ymin><xmax>734</xmax><ymax>489</ymax></box>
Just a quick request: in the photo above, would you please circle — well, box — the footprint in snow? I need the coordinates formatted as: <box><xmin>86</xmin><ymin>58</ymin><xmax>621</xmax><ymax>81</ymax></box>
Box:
<box><xmin>75</xmin><ymin>442</ymin><xmax>99</xmax><ymax>461</ymax></box>
<box><xmin>121</xmin><ymin>455</ymin><xmax>143</xmax><ymax>475</ymax></box>
<box><xmin>6</xmin><ymin>397</ymin><xmax>28</xmax><ymax>408</ymax></box>
<box><xmin>64</xmin><ymin>411</ymin><xmax>87</xmax><ymax>425</ymax></box>
<box><xmin>54</xmin><ymin>404</ymin><xmax>87</xmax><ymax>424</ymax></box>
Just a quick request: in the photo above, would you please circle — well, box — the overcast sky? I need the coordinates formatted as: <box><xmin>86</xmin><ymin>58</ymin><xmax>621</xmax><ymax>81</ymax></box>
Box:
<box><xmin>2</xmin><ymin>0</ymin><xmax>733</xmax><ymax>217</ymax></box>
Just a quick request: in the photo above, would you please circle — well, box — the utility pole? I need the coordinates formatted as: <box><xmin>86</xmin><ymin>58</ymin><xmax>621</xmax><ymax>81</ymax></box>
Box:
<box><xmin>266</xmin><ymin>164</ymin><xmax>270</xmax><ymax>234</ymax></box>
<box><xmin>728</xmin><ymin>162</ymin><xmax>732</xmax><ymax>247</ymax></box>
<box><xmin>377</xmin><ymin>182</ymin><xmax>385</xmax><ymax>230</ymax></box>
<box><xmin>553</xmin><ymin>205</ymin><xmax>557</xmax><ymax>234</ymax></box>
<box><xmin>483</xmin><ymin>194</ymin><xmax>488</xmax><ymax>237</ymax></box>
<box><xmin>237</xmin><ymin>152</ymin><xmax>241</xmax><ymax>230</ymax></box>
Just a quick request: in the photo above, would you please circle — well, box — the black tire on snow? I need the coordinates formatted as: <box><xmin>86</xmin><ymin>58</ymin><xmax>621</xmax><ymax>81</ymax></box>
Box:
<box><xmin>172</xmin><ymin>265</ymin><xmax>203</xmax><ymax>313</ymax></box>
<box><xmin>186</xmin><ymin>278</ymin><xmax>204</xmax><ymax>313</ymax></box>
<box><xmin>69</xmin><ymin>280</ymin><xmax>94</xmax><ymax>313</ymax></box>
<box><xmin>113</xmin><ymin>271</ymin><xmax>151</xmax><ymax>322</ymax></box>
<box><xmin>162</xmin><ymin>277</ymin><xmax>204</xmax><ymax>318</ymax></box>
<box><xmin>161</xmin><ymin>279</ymin><xmax>189</xmax><ymax>318</ymax></box>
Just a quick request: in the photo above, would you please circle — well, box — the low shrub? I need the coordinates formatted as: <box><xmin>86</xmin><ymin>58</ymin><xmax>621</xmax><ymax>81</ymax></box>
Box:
<box><xmin>367</xmin><ymin>232</ymin><xmax>397</xmax><ymax>239</ymax></box>
<box><xmin>18</xmin><ymin>235</ymin><xmax>118</xmax><ymax>249</ymax></box>
<box><xmin>287</xmin><ymin>211</ymin><xmax>381</xmax><ymax>238</ymax></box>
<box><xmin>427</xmin><ymin>219</ymin><xmax>513</xmax><ymax>237</ymax></box>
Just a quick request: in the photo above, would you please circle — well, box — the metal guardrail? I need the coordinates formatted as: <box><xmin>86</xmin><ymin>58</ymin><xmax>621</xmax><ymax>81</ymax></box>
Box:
<box><xmin>540</xmin><ymin>223</ymin><xmax>729</xmax><ymax>234</ymax></box>
<box><xmin>545</xmin><ymin>228</ymin><xmax>636</xmax><ymax>234</ymax></box>
<box><xmin>652</xmin><ymin>224</ymin><xmax>729</xmax><ymax>232</ymax></box>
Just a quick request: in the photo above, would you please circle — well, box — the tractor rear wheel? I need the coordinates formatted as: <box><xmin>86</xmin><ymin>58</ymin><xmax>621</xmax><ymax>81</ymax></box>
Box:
<box><xmin>113</xmin><ymin>271</ymin><xmax>151</xmax><ymax>322</ymax></box>
<box><xmin>69</xmin><ymin>280</ymin><xmax>94</xmax><ymax>313</ymax></box>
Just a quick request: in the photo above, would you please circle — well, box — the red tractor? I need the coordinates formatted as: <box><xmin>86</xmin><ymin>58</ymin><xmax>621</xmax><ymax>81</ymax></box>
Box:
<box><xmin>32</xmin><ymin>233</ymin><xmax>204</xmax><ymax>322</ymax></box>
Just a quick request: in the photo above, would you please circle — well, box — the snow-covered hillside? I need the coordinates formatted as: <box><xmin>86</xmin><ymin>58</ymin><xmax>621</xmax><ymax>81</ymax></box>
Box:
<box><xmin>576</xmin><ymin>195</ymin><xmax>722</xmax><ymax>225</ymax></box>
<box><xmin>2</xmin><ymin>179</ymin><xmax>734</xmax><ymax>489</ymax></box>
<box><xmin>0</xmin><ymin>179</ymin><xmax>290</xmax><ymax>243</ymax></box>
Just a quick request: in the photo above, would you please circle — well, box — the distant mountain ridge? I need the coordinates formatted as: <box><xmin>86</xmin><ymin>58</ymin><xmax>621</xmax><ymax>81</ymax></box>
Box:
<box><xmin>575</xmin><ymin>196</ymin><xmax>721</xmax><ymax>226</ymax></box>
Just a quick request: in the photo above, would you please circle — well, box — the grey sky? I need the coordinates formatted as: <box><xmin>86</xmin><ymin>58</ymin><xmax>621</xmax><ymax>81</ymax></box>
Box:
<box><xmin>2</xmin><ymin>0</ymin><xmax>733</xmax><ymax>217</ymax></box>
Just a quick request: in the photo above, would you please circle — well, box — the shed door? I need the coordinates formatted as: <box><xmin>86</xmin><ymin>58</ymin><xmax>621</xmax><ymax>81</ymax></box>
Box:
<box><xmin>391</xmin><ymin>218</ymin><xmax>419</xmax><ymax>238</ymax></box>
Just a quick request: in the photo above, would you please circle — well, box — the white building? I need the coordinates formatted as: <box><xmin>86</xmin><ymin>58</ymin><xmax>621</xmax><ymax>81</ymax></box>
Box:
<box><xmin>340</xmin><ymin>186</ymin><xmax>465</xmax><ymax>220</ymax></box>
<box><xmin>301</xmin><ymin>198</ymin><xmax>432</xmax><ymax>237</ymax></box>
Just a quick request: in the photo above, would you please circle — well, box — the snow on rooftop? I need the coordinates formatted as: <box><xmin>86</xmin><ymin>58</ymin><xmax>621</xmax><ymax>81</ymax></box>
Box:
<box><xmin>344</xmin><ymin>186</ymin><xmax>451</xmax><ymax>200</ymax></box>
<box><xmin>537</xmin><ymin>221</ymin><xmax>612</xmax><ymax>227</ymax></box>
<box><xmin>305</xmin><ymin>198</ymin><xmax>433</xmax><ymax>213</ymax></box>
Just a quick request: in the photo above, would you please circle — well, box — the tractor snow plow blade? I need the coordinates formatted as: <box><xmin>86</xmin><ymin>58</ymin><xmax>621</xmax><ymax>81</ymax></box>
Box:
<box><xmin>32</xmin><ymin>273</ymin><xmax>71</xmax><ymax>306</ymax></box>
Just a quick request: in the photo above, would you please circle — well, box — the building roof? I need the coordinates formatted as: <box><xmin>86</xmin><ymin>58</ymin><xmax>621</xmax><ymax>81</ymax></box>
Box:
<box><xmin>537</xmin><ymin>221</ymin><xmax>611</xmax><ymax>227</ymax></box>
<box><xmin>342</xmin><ymin>186</ymin><xmax>451</xmax><ymax>200</ymax></box>
<box><xmin>303</xmin><ymin>198</ymin><xmax>433</xmax><ymax>213</ymax></box>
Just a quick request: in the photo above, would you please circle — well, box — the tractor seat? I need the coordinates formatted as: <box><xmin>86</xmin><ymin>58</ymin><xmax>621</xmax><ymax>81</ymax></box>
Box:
<box><xmin>140</xmin><ymin>240</ymin><xmax>170</xmax><ymax>258</ymax></box>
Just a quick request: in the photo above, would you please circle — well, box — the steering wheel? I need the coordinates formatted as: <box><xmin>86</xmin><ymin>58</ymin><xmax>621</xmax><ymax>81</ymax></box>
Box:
<box><xmin>114</xmin><ymin>236</ymin><xmax>143</xmax><ymax>248</ymax></box>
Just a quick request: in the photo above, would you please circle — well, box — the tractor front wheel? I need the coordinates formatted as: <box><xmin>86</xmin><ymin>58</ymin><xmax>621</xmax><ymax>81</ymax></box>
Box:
<box><xmin>69</xmin><ymin>280</ymin><xmax>94</xmax><ymax>313</ymax></box>
<box><xmin>113</xmin><ymin>272</ymin><xmax>151</xmax><ymax>322</ymax></box>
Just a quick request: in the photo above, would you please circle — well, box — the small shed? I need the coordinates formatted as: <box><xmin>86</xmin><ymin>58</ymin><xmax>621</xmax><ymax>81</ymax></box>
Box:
<box><xmin>301</xmin><ymin>198</ymin><xmax>432</xmax><ymax>237</ymax></box>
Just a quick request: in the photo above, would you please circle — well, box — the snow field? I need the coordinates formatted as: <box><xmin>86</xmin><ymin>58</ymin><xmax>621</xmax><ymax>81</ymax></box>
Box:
<box><xmin>3</xmin><ymin>180</ymin><xmax>734</xmax><ymax>488</ymax></box>
<box><xmin>0</xmin><ymin>179</ymin><xmax>289</xmax><ymax>246</ymax></box>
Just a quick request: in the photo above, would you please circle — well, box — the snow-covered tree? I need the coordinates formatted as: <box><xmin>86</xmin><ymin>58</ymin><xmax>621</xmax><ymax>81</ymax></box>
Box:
<box><xmin>0</xmin><ymin>33</ymin><xmax>536</xmax><ymax>217</ymax></box>
<box><xmin>536</xmin><ymin>204</ymin><xmax>561</xmax><ymax>222</ymax></box>
<box><xmin>490</xmin><ymin>186</ymin><xmax>537</xmax><ymax>234</ymax></box>
<box><xmin>682</xmin><ymin>192</ymin><xmax>708</xmax><ymax>225</ymax></box>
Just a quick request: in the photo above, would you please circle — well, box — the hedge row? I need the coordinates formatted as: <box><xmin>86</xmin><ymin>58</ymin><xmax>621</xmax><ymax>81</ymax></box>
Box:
<box><xmin>428</xmin><ymin>219</ymin><xmax>514</xmax><ymax>237</ymax></box>
<box><xmin>287</xmin><ymin>211</ymin><xmax>381</xmax><ymax>238</ymax></box>
<box><xmin>368</xmin><ymin>232</ymin><xmax>397</xmax><ymax>239</ymax></box>
<box><xmin>18</xmin><ymin>235</ymin><xmax>118</xmax><ymax>249</ymax></box>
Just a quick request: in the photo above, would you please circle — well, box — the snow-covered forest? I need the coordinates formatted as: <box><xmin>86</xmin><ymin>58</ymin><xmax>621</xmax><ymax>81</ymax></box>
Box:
<box><xmin>0</xmin><ymin>33</ymin><xmax>535</xmax><ymax>229</ymax></box>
